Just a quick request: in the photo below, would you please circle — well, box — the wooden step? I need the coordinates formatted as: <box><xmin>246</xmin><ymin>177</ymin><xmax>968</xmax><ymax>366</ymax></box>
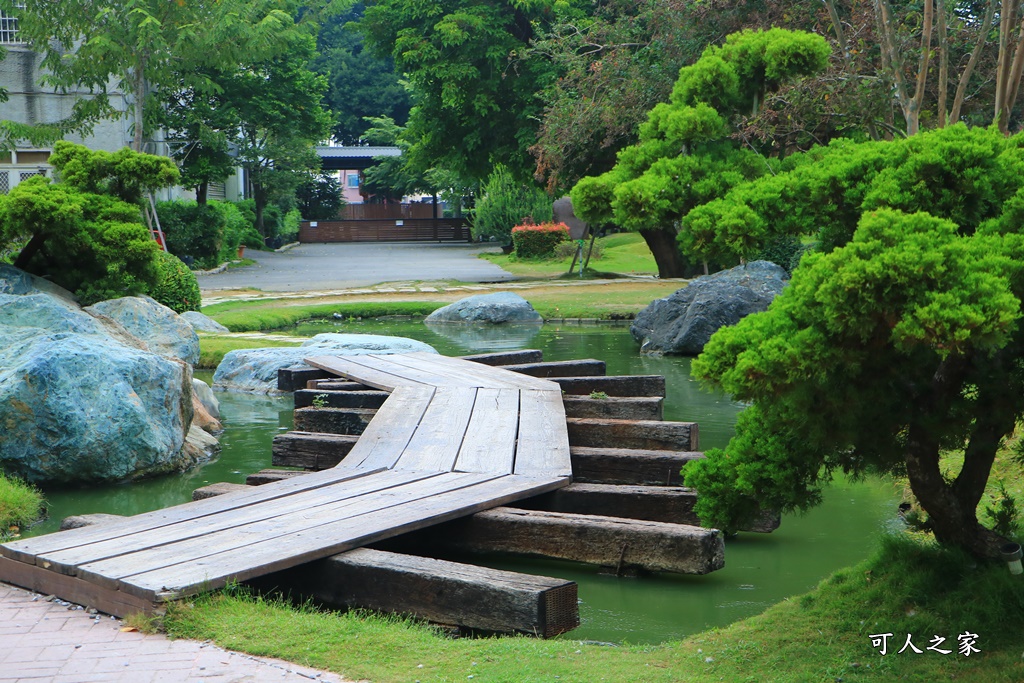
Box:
<box><xmin>550</xmin><ymin>375</ymin><xmax>666</xmax><ymax>397</ymax></box>
<box><xmin>566</xmin><ymin>417</ymin><xmax>698</xmax><ymax>451</ymax></box>
<box><xmin>561</xmin><ymin>395</ymin><xmax>662</xmax><ymax>420</ymax></box>
<box><xmin>503</xmin><ymin>359</ymin><xmax>606</xmax><ymax>377</ymax></box>
<box><xmin>570</xmin><ymin>447</ymin><xmax>702</xmax><ymax>486</ymax></box>
<box><xmin>516</xmin><ymin>483</ymin><xmax>781</xmax><ymax>533</ymax></box>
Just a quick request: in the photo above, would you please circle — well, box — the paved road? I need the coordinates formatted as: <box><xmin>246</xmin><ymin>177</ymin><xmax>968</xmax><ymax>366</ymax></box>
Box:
<box><xmin>197</xmin><ymin>242</ymin><xmax>514</xmax><ymax>293</ymax></box>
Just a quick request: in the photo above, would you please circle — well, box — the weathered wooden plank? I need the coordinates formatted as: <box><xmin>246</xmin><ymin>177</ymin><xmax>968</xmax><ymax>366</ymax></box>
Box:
<box><xmin>549</xmin><ymin>375</ymin><xmax>666</xmax><ymax>397</ymax></box>
<box><xmin>246</xmin><ymin>469</ymin><xmax>308</xmax><ymax>486</ymax></box>
<box><xmin>570</xmin><ymin>447</ymin><xmax>703</xmax><ymax>486</ymax></box>
<box><xmin>389</xmin><ymin>507</ymin><xmax>724</xmax><ymax>575</ymax></box>
<box><xmin>45</xmin><ymin>471</ymin><xmax>441</xmax><ymax>576</ymax></box>
<box><xmin>516</xmin><ymin>483</ymin><xmax>780</xmax><ymax>533</ymax></box>
<box><xmin>453</xmin><ymin>388</ymin><xmax>518</xmax><ymax>474</ymax></box>
<box><xmin>304</xmin><ymin>355</ymin><xmax>427</xmax><ymax>391</ymax></box>
<box><xmin>0</xmin><ymin>556</ymin><xmax>163</xmax><ymax>616</ymax></box>
<box><xmin>378</xmin><ymin>353</ymin><xmax>529</xmax><ymax>390</ymax></box>
<box><xmin>515</xmin><ymin>389</ymin><xmax>572</xmax><ymax>479</ymax></box>
<box><xmin>345</xmin><ymin>353</ymin><xmax>475</xmax><ymax>387</ymax></box>
<box><xmin>77</xmin><ymin>472</ymin><xmax>493</xmax><ymax>591</ymax></box>
<box><xmin>561</xmin><ymin>395</ymin><xmax>663</xmax><ymax>421</ymax></box>
<box><xmin>271</xmin><ymin>432</ymin><xmax>359</xmax><ymax>470</ymax></box>
<box><xmin>566</xmin><ymin>417</ymin><xmax>698</xmax><ymax>451</ymax></box>
<box><xmin>395</xmin><ymin>387</ymin><xmax>478</xmax><ymax>472</ymax></box>
<box><xmin>294</xmin><ymin>389</ymin><xmax>389</xmax><ymax>409</ymax></box>
<box><xmin>504</xmin><ymin>359</ymin><xmax>606</xmax><ymax>378</ymax></box>
<box><xmin>120</xmin><ymin>474</ymin><xmax>567</xmax><ymax>599</ymax></box>
<box><xmin>400</xmin><ymin>352</ymin><xmax>561</xmax><ymax>391</ymax></box>
<box><xmin>277</xmin><ymin>366</ymin><xmax>332</xmax><ymax>392</ymax></box>
<box><xmin>460</xmin><ymin>349</ymin><xmax>543</xmax><ymax>366</ymax></box>
<box><xmin>255</xmin><ymin>548</ymin><xmax>579</xmax><ymax>637</ymax></box>
<box><xmin>338</xmin><ymin>385</ymin><xmax>435</xmax><ymax>470</ymax></box>
<box><xmin>0</xmin><ymin>467</ymin><xmax>385</xmax><ymax>563</ymax></box>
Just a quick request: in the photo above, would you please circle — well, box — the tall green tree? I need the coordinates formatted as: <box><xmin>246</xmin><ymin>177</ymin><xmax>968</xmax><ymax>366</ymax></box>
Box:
<box><xmin>5</xmin><ymin>0</ymin><xmax>300</xmax><ymax>151</ymax></box>
<box><xmin>690</xmin><ymin>207</ymin><xmax>1024</xmax><ymax>558</ymax></box>
<box><xmin>224</xmin><ymin>36</ymin><xmax>333</xmax><ymax>236</ymax></box>
<box><xmin>312</xmin><ymin>2</ymin><xmax>412</xmax><ymax>145</ymax></box>
<box><xmin>358</xmin><ymin>0</ymin><xmax>562</xmax><ymax>184</ymax></box>
<box><xmin>571</xmin><ymin>28</ymin><xmax>831</xmax><ymax>277</ymax></box>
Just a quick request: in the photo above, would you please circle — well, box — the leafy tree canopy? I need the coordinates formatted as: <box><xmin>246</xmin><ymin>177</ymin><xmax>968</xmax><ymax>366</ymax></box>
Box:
<box><xmin>5</xmin><ymin>0</ymin><xmax>302</xmax><ymax>150</ymax></box>
<box><xmin>297</xmin><ymin>173</ymin><xmax>345</xmax><ymax>220</ymax></box>
<box><xmin>571</xmin><ymin>28</ymin><xmax>830</xmax><ymax>277</ymax></box>
<box><xmin>680</xmin><ymin>124</ymin><xmax>1024</xmax><ymax>264</ymax></box>
<box><xmin>689</xmin><ymin>206</ymin><xmax>1024</xmax><ymax>558</ymax></box>
<box><xmin>358</xmin><ymin>0</ymin><xmax>564</xmax><ymax>184</ymax></box>
<box><xmin>312</xmin><ymin>2</ymin><xmax>412</xmax><ymax>145</ymax></box>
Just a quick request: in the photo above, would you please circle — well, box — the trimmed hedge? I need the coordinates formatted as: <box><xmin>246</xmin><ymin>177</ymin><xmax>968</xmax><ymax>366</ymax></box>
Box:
<box><xmin>149</xmin><ymin>250</ymin><xmax>201</xmax><ymax>313</ymax></box>
<box><xmin>511</xmin><ymin>222</ymin><xmax>570</xmax><ymax>258</ymax></box>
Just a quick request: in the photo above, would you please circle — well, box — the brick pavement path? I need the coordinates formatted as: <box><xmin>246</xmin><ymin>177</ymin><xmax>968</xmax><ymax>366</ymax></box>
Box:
<box><xmin>0</xmin><ymin>583</ymin><xmax>349</xmax><ymax>683</ymax></box>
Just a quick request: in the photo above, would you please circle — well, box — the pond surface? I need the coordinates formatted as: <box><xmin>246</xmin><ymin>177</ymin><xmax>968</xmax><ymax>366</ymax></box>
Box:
<box><xmin>28</xmin><ymin>320</ymin><xmax>901</xmax><ymax>644</ymax></box>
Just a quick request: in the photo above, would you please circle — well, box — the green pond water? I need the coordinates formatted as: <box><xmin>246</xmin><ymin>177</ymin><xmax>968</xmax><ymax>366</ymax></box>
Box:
<box><xmin>27</xmin><ymin>320</ymin><xmax>901</xmax><ymax>644</ymax></box>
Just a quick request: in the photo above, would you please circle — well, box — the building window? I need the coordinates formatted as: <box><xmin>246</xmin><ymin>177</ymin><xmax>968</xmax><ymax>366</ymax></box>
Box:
<box><xmin>347</xmin><ymin>173</ymin><xmax>359</xmax><ymax>188</ymax></box>
<box><xmin>0</xmin><ymin>4</ymin><xmax>24</xmax><ymax>45</ymax></box>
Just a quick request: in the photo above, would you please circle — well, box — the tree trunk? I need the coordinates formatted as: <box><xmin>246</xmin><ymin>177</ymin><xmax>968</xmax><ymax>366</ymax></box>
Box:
<box><xmin>905</xmin><ymin>425</ymin><xmax>1008</xmax><ymax>558</ymax></box>
<box><xmin>12</xmin><ymin>232</ymin><xmax>46</xmax><ymax>270</ymax></box>
<box><xmin>254</xmin><ymin>179</ymin><xmax>267</xmax><ymax>237</ymax></box>
<box><xmin>950</xmin><ymin>0</ymin><xmax>997</xmax><ymax>124</ymax></box>
<box><xmin>903</xmin><ymin>357</ymin><xmax>1013</xmax><ymax>559</ymax></box>
<box><xmin>132</xmin><ymin>56</ymin><xmax>146</xmax><ymax>153</ymax></box>
<box><xmin>196</xmin><ymin>182</ymin><xmax>208</xmax><ymax>206</ymax></box>
<box><xmin>937</xmin><ymin>0</ymin><xmax>948</xmax><ymax>126</ymax></box>
<box><xmin>995</xmin><ymin>0</ymin><xmax>1020</xmax><ymax>131</ymax></box>
<box><xmin>638</xmin><ymin>228</ymin><xmax>687</xmax><ymax>278</ymax></box>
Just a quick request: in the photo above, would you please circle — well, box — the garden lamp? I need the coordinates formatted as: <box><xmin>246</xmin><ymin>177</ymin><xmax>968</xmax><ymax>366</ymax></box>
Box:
<box><xmin>1001</xmin><ymin>543</ymin><xmax>1023</xmax><ymax>575</ymax></box>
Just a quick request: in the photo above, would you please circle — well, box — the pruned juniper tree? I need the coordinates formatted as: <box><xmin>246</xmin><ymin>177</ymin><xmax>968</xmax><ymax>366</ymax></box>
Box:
<box><xmin>687</xmin><ymin>127</ymin><xmax>1024</xmax><ymax>558</ymax></box>
<box><xmin>570</xmin><ymin>28</ymin><xmax>831</xmax><ymax>278</ymax></box>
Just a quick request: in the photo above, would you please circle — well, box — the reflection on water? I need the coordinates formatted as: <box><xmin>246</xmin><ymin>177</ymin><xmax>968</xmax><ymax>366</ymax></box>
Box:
<box><xmin>27</xmin><ymin>321</ymin><xmax>900</xmax><ymax>644</ymax></box>
<box><xmin>423</xmin><ymin>319</ymin><xmax>543</xmax><ymax>351</ymax></box>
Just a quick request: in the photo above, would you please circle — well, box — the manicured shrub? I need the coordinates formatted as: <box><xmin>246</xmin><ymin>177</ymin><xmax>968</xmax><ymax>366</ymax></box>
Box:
<box><xmin>473</xmin><ymin>164</ymin><xmax>552</xmax><ymax>245</ymax></box>
<box><xmin>511</xmin><ymin>222</ymin><xmax>570</xmax><ymax>258</ymax></box>
<box><xmin>158</xmin><ymin>200</ymin><xmax>224</xmax><ymax>269</ymax></box>
<box><xmin>148</xmin><ymin>250</ymin><xmax>201</xmax><ymax>313</ymax></box>
<box><xmin>210</xmin><ymin>200</ymin><xmax>247</xmax><ymax>263</ymax></box>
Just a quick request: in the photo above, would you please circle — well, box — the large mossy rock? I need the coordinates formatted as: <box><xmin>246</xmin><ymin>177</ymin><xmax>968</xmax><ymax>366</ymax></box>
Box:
<box><xmin>213</xmin><ymin>333</ymin><xmax>438</xmax><ymax>393</ymax></box>
<box><xmin>631</xmin><ymin>261</ymin><xmax>788</xmax><ymax>355</ymax></box>
<box><xmin>87</xmin><ymin>296</ymin><xmax>200</xmax><ymax>365</ymax></box>
<box><xmin>0</xmin><ymin>267</ymin><xmax>197</xmax><ymax>484</ymax></box>
<box><xmin>425</xmin><ymin>292</ymin><xmax>542</xmax><ymax>324</ymax></box>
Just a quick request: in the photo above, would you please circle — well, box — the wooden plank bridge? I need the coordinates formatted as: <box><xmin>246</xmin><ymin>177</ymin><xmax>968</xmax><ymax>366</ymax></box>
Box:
<box><xmin>0</xmin><ymin>352</ymin><xmax>573</xmax><ymax>616</ymax></box>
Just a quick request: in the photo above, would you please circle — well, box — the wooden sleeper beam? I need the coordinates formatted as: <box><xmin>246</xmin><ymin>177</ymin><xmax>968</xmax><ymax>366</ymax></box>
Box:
<box><xmin>251</xmin><ymin>548</ymin><xmax>579</xmax><ymax>638</ymax></box>
<box><xmin>514</xmin><ymin>483</ymin><xmax>781</xmax><ymax>533</ymax></box>
<box><xmin>382</xmin><ymin>506</ymin><xmax>724</xmax><ymax>576</ymax></box>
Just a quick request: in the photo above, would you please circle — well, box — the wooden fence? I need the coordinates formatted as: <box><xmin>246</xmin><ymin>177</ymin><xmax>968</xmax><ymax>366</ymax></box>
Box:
<box><xmin>299</xmin><ymin>218</ymin><xmax>470</xmax><ymax>243</ymax></box>
<box><xmin>338</xmin><ymin>204</ymin><xmax>436</xmax><ymax>220</ymax></box>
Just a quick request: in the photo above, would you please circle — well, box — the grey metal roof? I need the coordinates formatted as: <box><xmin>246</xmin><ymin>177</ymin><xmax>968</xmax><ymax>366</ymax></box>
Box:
<box><xmin>316</xmin><ymin>146</ymin><xmax>401</xmax><ymax>158</ymax></box>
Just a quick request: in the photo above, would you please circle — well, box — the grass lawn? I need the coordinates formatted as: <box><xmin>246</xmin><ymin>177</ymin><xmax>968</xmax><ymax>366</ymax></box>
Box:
<box><xmin>163</xmin><ymin>533</ymin><xmax>1024</xmax><ymax>683</ymax></box>
<box><xmin>479</xmin><ymin>233</ymin><xmax>660</xmax><ymax>278</ymax></box>
<box><xmin>200</xmin><ymin>281</ymin><xmax>682</xmax><ymax>333</ymax></box>
<box><xmin>196</xmin><ymin>334</ymin><xmax>303</xmax><ymax>369</ymax></box>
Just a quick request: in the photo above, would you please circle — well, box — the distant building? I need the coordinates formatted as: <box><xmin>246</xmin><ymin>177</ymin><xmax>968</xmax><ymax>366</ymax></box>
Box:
<box><xmin>0</xmin><ymin>8</ymin><xmax>239</xmax><ymax>202</ymax></box>
<box><xmin>317</xmin><ymin>145</ymin><xmax>402</xmax><ymax>204</ymax></box>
